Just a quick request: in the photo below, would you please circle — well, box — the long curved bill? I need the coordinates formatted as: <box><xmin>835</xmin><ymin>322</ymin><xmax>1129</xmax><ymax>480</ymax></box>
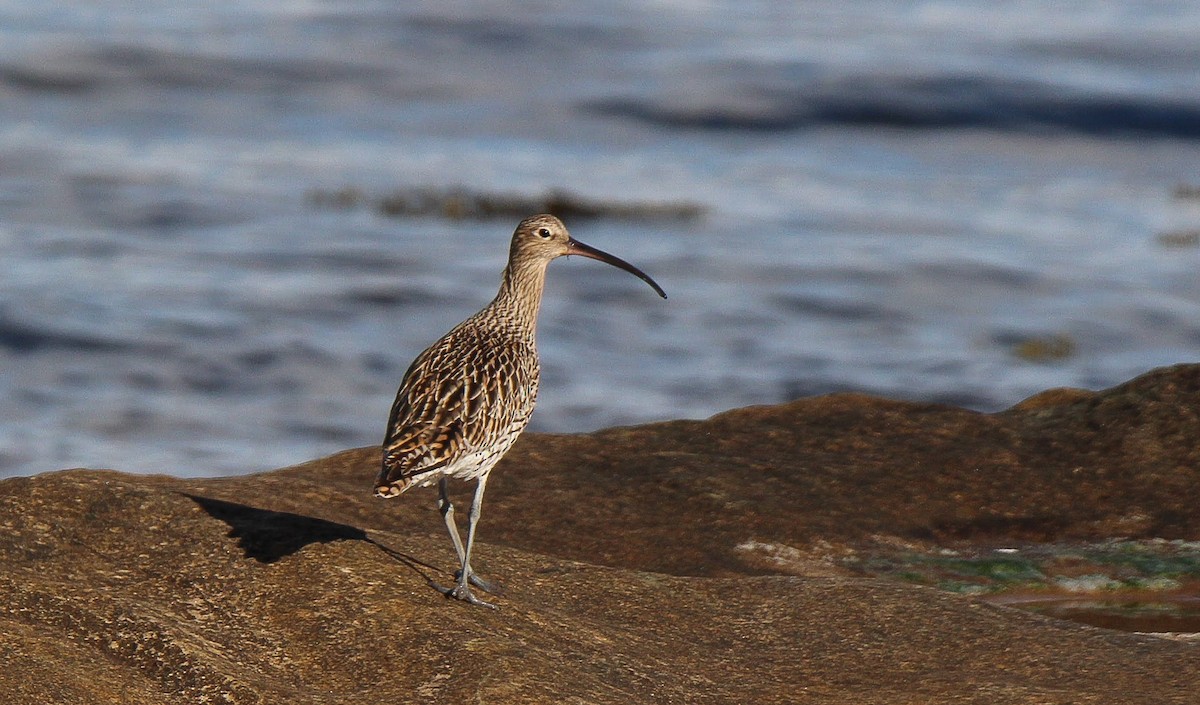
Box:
<box><xmin>566</xmin><ymin>238</ymin><xmax>668</xmax><ymax>299</ymax></box>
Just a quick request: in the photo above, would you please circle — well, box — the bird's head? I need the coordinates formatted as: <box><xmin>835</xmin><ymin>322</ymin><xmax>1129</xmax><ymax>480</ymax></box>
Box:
<box><xmin>509</xmin><ymin>214</ymin><xmax>667</xmax><ymax>299</ymax></box>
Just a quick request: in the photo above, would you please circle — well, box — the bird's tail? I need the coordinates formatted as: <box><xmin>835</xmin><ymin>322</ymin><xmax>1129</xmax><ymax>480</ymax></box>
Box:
<box><xmin>373</xmin><ymin>479</ymin><xmax>413</xmax><ymax>498</ymax></box>
<box><xmin>374</xmin><ymin>458</ymin><xmax>417</xmax><ymax>498</ymax></box>
<box><xmin>376</xmin><ymin>430</ymin><xmax>454</xmax><ymax>497</ymax></box>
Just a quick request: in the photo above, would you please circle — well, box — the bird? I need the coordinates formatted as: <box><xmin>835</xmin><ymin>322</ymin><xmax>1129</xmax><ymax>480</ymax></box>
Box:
<box><xmin>374</xmin><ymin>214</ymin><xmax>666</xmax><ymax>607</ymax></box>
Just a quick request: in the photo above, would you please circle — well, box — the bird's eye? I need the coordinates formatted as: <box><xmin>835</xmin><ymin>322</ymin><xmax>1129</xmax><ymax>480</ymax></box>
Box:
<box><xmin>537</xmin><ymin>228</ymin><xmax>551</xmax><ymax>238</ymax></box>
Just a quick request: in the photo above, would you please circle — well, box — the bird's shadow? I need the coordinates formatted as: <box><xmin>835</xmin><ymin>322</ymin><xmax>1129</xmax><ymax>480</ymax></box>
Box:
<box><xmin>183</xmin><ymin>493</ymin><xmax>442</xmax><ymax>588</ymax></box>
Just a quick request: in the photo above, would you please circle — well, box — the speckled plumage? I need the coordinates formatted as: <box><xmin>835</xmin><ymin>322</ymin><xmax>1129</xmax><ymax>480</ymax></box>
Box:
<box><xmin>376</xmin><ymin>300</ymin><xmax>540</xmax><ymax>494</ymax></box>
<box><xmin>374</xmin><ymin>214</ymin><xmax>665</xmax><ymax>607</ymax></box>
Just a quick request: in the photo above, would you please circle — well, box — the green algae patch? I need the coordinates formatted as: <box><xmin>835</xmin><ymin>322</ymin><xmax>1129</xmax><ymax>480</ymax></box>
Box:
<box><xmin>850</xmin><ymin>540</ymin><xmax>1200</xmax><ymax>597</ymax></box>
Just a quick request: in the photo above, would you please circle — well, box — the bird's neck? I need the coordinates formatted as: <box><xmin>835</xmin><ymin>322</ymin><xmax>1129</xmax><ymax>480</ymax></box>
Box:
<box><xmin>493</xmin><ymin>257</ymin><xmax>548</xmax><ymax>330</ymax></box>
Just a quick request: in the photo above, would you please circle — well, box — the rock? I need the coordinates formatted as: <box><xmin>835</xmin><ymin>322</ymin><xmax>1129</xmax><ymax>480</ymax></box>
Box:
<box><xmin>1</xmin><ymin>364</ymin><xmax>1199</xmax><ymax>703</ymax></box>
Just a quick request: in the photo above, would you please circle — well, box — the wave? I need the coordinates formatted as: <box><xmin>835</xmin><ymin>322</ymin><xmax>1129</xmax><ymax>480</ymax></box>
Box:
<box><xmin>585</xmin><ymin>75</ymin><xmax>1200</xmax><ymax>139</ymax></box>
<box><xmin>0</xmin><ymin>315</ymin><xmax>133</xmax><ymax>354</ymax></box>
<box><xmin>0</xmin><ymin>45</ymin><xmax>388</xmax><ymax>94</ymax></box>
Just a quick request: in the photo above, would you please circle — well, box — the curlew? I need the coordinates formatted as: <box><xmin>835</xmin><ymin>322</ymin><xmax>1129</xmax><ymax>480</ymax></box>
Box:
<box><xmin>374</xmin><ymin>214</ymin><xmax>666</xmax><ymax>607</ymax></box>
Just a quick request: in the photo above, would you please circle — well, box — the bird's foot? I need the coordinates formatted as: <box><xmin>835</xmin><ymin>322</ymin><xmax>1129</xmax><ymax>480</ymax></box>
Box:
<box><xmin>456</xmin><ymin>569</ymin><xmax>502</xmax><ymax>595</ymax></box>
<box><xmin>443</xmin><ymin>581</ymin><xmax>498</xmax><ymax>609</ymax></box>
<box><xmin>432</xmin><ymin>568</ymin><xmax>500</xmax><ymax>608</ymax></box>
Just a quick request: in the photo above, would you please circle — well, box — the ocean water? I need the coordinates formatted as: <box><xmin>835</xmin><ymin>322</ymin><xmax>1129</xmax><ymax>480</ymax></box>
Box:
<box><xmin>2</xmin><ymin>1</ymin><xmax>1199</xmax><ymax>478</ymax></box>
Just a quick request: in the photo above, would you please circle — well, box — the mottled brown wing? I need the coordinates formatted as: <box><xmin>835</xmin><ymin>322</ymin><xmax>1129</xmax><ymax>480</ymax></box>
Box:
<box><xmin>375</xmin><ymin>322</ymin><xmax>538</xmax><ymax>493</ymax></box>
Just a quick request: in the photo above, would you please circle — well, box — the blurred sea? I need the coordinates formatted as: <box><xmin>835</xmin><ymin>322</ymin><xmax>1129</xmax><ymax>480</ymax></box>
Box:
<box><xmin>3</xmin><ymin>1</ymin><xmax>1199</xmax><ymax>478</ymax></box>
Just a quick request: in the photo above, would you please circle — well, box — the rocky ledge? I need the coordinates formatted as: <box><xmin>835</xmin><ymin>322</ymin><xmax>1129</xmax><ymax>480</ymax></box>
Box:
<box><xmin>2</xmin><ymin>365</ymin><xmax>1198</xmax><ymax>703</ymax></box>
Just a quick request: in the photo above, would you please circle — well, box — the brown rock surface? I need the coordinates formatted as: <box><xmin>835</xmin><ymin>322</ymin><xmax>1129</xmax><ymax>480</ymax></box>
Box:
<box><xmin>2</xmin><ymin>364</ymin><xmax>1199</xmax><ymax>703</ymax></box>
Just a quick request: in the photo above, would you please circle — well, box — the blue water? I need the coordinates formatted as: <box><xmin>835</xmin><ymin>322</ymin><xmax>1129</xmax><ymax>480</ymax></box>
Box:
<box><xmin>3</xmin><ymin>1</ymin><xmax>1200</xmax><ymax>477</ymax></box>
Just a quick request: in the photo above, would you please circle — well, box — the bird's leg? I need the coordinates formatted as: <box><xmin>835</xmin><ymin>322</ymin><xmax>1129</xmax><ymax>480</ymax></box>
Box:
<box><xmin>463</xmin><ymin>475</ymin><xmax>501</xmax><ymax>592</ymax></box>
<box><xmin>437</xmin><ymin>478</ymin><xmax>467</xmax><ymax>565</ymax></box>
<box><xmin>445</xmin><ymin>475</ymin><xmax>498</xmax><ymax>608</ymax></box>
<box><xmin>436</xmin><ymin>477</ymin><xmax>498</xmax><ymax>606</ymax></box>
